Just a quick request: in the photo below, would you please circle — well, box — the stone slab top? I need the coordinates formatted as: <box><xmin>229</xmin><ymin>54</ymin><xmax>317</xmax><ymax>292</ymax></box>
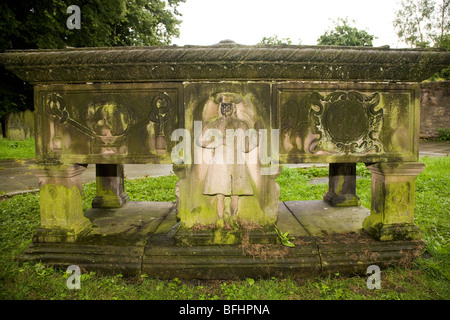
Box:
<box><xmin>1</xmin><ymin>41</ymin><xmax>449</xmax><ymax>84</ymax></box>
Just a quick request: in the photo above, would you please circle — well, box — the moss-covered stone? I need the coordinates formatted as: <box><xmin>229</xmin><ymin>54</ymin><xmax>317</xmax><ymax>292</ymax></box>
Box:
<box><xmin>177</xmin><ymin>83</ymin><xmax>279</xmax><ymax>235</ymax></box>
<box><xmin>323</xmin><ymin>163</ymin><xmax>361</xmax><ymax>207</ymax></box>
<box><xmin>32</xmin><ymin>164</ymin><xmax>91</xmax><ymax>243</ymax></box>
<box><xmin>92</xmin><ymin>164</ymin><xmax>129</xmax><ymax>208</ymax></box>
<box><xmin>175</xmin><ymin>223</ymin><xmax>278</xmax><ymax>246</ymax></box>
<box><xmin>2</xmin><ymin>45</ymin><xmax>450</xmax><ymax>84</ymax></box>
<box><xmin>363</xmin><ymin>162</ymin><xmax>425</xmax><ymax>241</ymax></box>
<box><xmin>35</xmin><ymin>183</ymin><xmax>91</xmax><ymax>242</ymax></box>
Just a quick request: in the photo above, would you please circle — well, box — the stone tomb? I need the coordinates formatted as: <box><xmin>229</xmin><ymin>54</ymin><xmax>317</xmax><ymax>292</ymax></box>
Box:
<box><xmin>1</xmin><ymin>43</ymin><xmax>449</xmax><ymax>278</ymax></box>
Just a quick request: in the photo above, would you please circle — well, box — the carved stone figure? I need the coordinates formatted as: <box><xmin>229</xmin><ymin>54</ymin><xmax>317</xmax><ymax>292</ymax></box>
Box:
<box><xmin>197</xmin><ymin>93</ymin><xmax>257</xmax><ymax>221</ymax></box>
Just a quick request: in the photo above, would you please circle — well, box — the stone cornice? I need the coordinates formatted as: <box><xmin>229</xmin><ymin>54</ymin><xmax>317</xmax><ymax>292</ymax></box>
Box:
<box><xmin>1</xmin><ymin>43</ymin><xmax>449</xmax><ymax>84</ymax></box>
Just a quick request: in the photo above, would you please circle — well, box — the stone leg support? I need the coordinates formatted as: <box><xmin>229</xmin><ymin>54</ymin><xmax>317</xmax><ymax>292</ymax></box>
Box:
<box><xmin>324</xmin><ymin>163</ymin><xmax>361</xmax><ymax>206</ymax></box>
<box><xmin>33</xmin><ymin>164</ymin><xmax>91</xmax><ymax>243</ymax></box>
<box><xmin>363</xmin><ymin>162</ymin><xmax>425</xmax><ymax>241</ymax></box>
<box><xmin>92</xmin><ymin>164</ymin><xmax>129</xmax><ymax>208</ymax></box>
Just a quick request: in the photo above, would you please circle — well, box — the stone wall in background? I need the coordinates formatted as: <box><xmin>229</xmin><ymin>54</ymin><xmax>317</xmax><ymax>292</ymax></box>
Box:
<box><xmin>5</xmin><ymin>109</ymin><xmax>35</xmax><ymax>140</ymax></box>
<box><xmin>420</xmin><ymin>81</ymin><xmax>450</xmax><ymax>139</ymax></box>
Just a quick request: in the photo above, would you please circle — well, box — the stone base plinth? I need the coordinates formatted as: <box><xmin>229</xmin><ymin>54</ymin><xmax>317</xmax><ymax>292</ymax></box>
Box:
<box><xmin>18</xmin><ymin>201</ymin><xmax>425</xmax><ymax>279</ymax></box>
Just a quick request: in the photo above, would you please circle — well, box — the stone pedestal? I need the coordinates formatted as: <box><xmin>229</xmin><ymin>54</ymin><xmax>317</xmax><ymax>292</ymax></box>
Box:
<box><xmin>32</xmin><ymin>164</ymin><xmax>91</xmax><ymax>243</ymax></box>
<box><xmin>92</xmin><ymin>164</ymin><xmax>129</xmax><ymax>208</ymax></box>
<box><xmin>323</xmin><ymin>163</ymin><xmax>361</xmax><ymax>206</ymax></box>
<box><xmin>363</xmin><ymin>162</ymin><xmax>425</xmax><ymax>241</ymax></box>
<box><xmin>19</xmin><ymin>200</ymin><xmax>425</xmax><ymax>279</ymax></box>
<box><xmin>175</xmin><ymin>163</ymin><xmax>281</xmax><ymax>243</ymax></box>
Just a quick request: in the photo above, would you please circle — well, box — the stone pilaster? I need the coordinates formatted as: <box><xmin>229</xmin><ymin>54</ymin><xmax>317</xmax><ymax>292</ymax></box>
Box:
<box><xmin>92</xmin><ymin>164</ymin><xmax>129</xmax><ymax>208</ymax></box>
<box><xmin>363</xmin><ymin>162</ymin><xmax>425</xmax><ymax>241</ymax></box>
<box><xmin>324</xmin><ymin>163</ymin><xmax>361</xmax><ymax>207</ymax></box>
<box><xmin>32</xmin><ymin>164</ymin><xmax>91</xmax><ymax>243</ymax></box>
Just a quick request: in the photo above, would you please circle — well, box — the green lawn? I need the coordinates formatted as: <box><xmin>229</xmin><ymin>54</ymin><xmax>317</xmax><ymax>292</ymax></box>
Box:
<box><xmin>0</xmin><ymin>138</ymin><xmax>36</xmax><ymax>159</ymax></box>
<box><xmin>0</xmin><ymin>157</ymin><xmax>448</xmax><ymax>300</ymax></box>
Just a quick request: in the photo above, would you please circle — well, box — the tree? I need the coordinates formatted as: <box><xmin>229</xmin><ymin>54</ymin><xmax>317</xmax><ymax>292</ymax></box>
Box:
<box><xmin>259</xmin><ymin>35</ymin><xmax>295</xmax><ymax>45</ymax></box>
<box><xmin>0</xmin><ymin>0</ymin><xmax>185</xmax><ymax>129</ymax></box>
<box><xmin>0</xmin><ymin>0</ymin><xmax>185</xmax><ymax>51</ymax></box>
<box><xmin>393</xmin><ymin>0</ymin><xmax>449</xmax><ymax>80</ymax></box>
<box><xmin>393</xmin><ymin>0</ymin><xmax>449</xmax><ymax>48</ymax></box>
<box><xmin>317</xmin><ymin>17</ymin><xmax>375</xmax><ymax>47</ymax></box>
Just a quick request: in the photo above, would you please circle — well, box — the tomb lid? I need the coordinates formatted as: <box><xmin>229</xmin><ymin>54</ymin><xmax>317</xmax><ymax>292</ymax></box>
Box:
<box><xmin>1</xmin><ymin>43</ymin><xmax>449</xmax><ymax>84</ymax></box>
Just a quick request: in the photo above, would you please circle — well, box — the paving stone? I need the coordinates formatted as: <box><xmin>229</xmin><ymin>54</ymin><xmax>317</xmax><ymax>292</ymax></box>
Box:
<box><xmin>284</xmin><ymin>200</ymin><xmax>370</xmax><ymax>237</ymax></box>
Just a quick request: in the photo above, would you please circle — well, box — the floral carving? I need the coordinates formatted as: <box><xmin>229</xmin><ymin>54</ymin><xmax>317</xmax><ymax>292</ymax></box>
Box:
<box><xmin>310</xmin><ymin>91</ymin><xmax>383</xmax><ymax>154</ymax></box>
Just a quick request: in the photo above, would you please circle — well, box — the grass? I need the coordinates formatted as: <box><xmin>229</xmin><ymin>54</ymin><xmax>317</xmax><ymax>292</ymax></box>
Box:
<box><xmin>0</xmin><ymin>138</ymin><xmax>36</xmax><ymax>159</ymax></box>
<box><xmin>0</xmin><ymin>157</ymin><xmax>449</xmax><ymax>300</ymax></box>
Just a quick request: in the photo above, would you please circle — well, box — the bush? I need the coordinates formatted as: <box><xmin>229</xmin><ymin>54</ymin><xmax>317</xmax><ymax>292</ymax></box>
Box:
<box><xmin>437</xmin><ymin>128</ymin><xmax>450</xmax><ymax>141</ymax></box>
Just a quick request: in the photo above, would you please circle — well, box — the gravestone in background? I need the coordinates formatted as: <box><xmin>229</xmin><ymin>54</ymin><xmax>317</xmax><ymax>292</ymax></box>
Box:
<box><xmin>5</xmin><ymin>109</ymin><xmax>34</xmax><ymax>141</ymax></box>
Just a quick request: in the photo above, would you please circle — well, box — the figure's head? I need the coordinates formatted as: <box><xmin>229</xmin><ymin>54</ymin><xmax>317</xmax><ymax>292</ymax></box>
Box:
<box><xmin>219</xmin><ymin>94</ymin><xmax>236</xmax><ymax>117</ymax></box>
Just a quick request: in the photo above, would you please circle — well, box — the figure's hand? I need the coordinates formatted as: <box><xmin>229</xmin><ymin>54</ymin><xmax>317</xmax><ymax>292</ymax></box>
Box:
<box><xmin>198</xmin><ymin>128</ymin><xmax>224</xmax><ymax>149</ymax></box>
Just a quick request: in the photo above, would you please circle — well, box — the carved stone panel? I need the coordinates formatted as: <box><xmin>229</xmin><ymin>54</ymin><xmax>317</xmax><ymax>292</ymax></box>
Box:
<box><xmin>273</xmin><ymin>83</ymin><xmax>419</xmax><ymax>163</ymax></box>
<box><xmin>177</xmin><ymin>82</ymin><xmax>279</xmax><ymax>230</ymax></box>
<box><xmin>35</xmin><ymin>83</ymin><xmax>183</xmax><ymax>164</ymax></box>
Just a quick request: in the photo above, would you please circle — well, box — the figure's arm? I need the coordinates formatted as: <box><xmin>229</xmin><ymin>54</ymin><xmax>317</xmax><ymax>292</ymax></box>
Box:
<box><xmin>246</xmin><ymin>129</ymin><xmax>258</xmax><ymax>152</ymax></box>
<box><xmin>196</xmin><ymin>123</ymin><xmax>224</xmax><ymax>149</ymax></box>
<box><xmin>247</xmin><ymin>119</ymin><xmax>265</xmax><ymax>152</ymax></box>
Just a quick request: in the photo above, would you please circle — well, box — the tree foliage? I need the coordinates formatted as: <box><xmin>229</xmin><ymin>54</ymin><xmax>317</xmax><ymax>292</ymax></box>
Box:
<box><xmin>393</xmin><ymin>0</ymin><xmax>449</xmax><ymax>48</ymax></box>
<box><xmin>317</xmin><ymin>17</ymin><xmax>375</xmax><ymax>47</ymax></box>
<box><xmin>259</xmin><ymin>35</ymin><xmax>295</xmax><ymax>45</ymax></box>
<box><xmin>0</xmin><ymin>0</ymin><xmax>185</xmax><ymax>122</ymax></box>
<box><xmin>0</xmin><ymin>0</ymin><xmax>185</xmax><ymax>51</ymax></box>
<box><xmin>394</xmin><ymin>0</ymin><xmax>450</xmax><ymax>80</ymax></box>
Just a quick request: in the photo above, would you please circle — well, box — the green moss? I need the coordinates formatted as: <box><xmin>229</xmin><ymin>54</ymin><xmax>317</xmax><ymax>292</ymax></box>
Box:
<box><xmin>213</xmin><ymin>229</ymin><xmax>237</xmax><ymax>245</ymax></box>
<box><xmin>378</xmin><ymin>93</ymin><xmax>413</xmax><ymax>154</ymax></box>
<box><xmin>35</xmin><ymin>152</ymin><xmax>62</xmax><ymax>165</ymax></box>
<box><xmin>334</xmin><ymin>196</ymin><xmax>361</xmax><ymax>207</ymax></box>
<box><xmin>335</xmin><ymin>175</ymin><xmax>345</xmax><ymax>194</ymax></box>
<box><xmin>92</xmin><ymin>178</ymin><xmax>129</xmax><ymax>208</ymax></box>
<box><xmin>38</xmin><ymin>183</ymin><xmax>91</xmax><ymax>242</ymax></box>
<box><xmin>363</xmin><ymin>177</ymin><xmax>420</xmax><ymax>241</ymax></box>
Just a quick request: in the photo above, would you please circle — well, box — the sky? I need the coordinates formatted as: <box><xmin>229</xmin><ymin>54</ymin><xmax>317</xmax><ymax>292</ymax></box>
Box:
<box><xmin>173</xmin><ymin>0</ymin><xmax>409</xmax><ymax>48</ymax></box>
